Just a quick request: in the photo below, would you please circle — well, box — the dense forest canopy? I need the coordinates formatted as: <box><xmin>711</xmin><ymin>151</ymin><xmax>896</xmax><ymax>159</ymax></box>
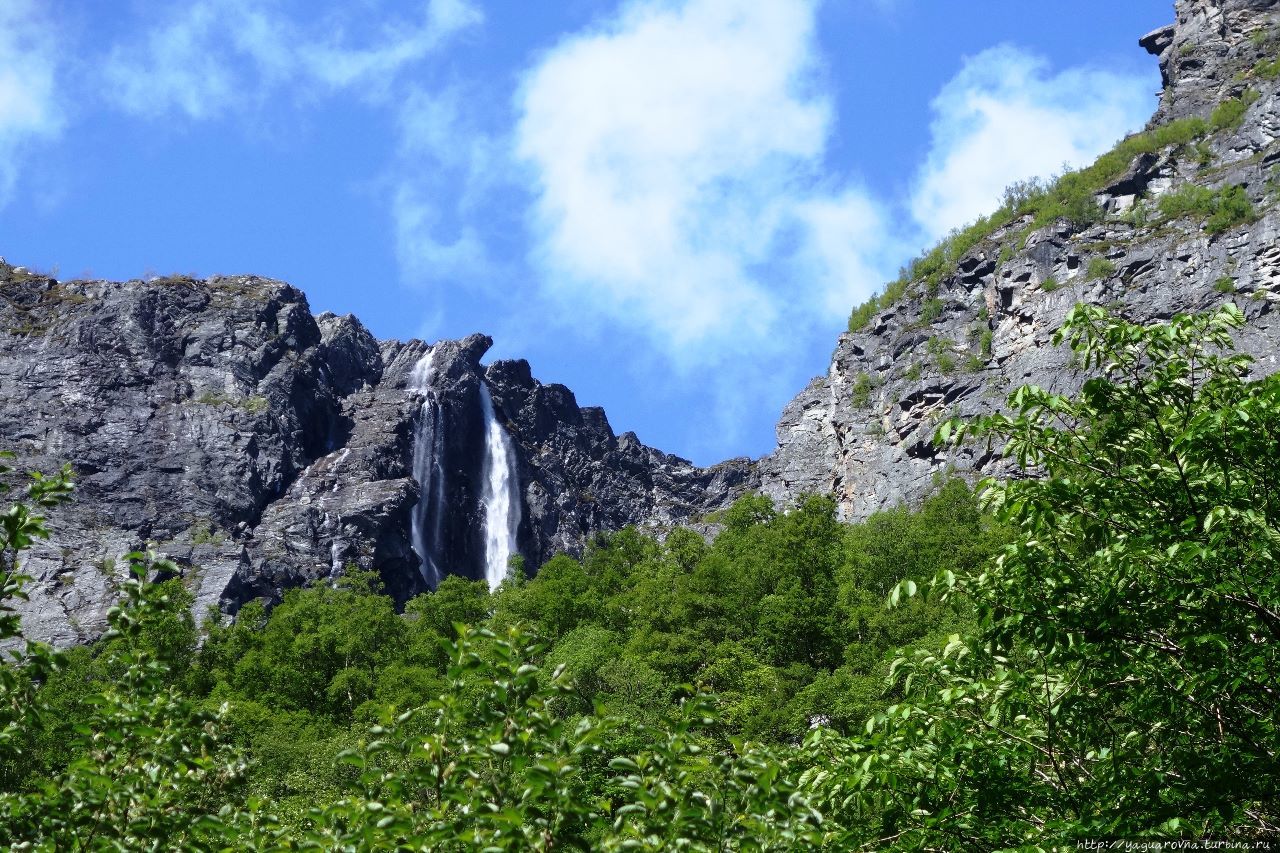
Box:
<box><xmin>1</xmin><ymin>304</ymin><xmax>1278</xmax><ymax>848</ymax></box>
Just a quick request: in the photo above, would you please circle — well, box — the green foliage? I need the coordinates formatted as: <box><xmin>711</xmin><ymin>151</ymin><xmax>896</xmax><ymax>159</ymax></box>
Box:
<box><xmin>1158</xmin><ymin>183</ymin><xmax>1217</xmax><ymax>218</ymax></box>
<box><xmin>191</xmin><ymin>522</ymin><xmax>225</xmax><ymax>546</ymax></box>
<box><xmin>979</xmin><ymin>328</ymin><xmax>994</xmax><ymax>359</ymax></box>
<box><xmin>1205</xmin><ymin>185</ymin><xmax>1257</xmax><ymax>234</ymax></box>
<box><xmin>844</xmin><ymin>109</ymin><xmax>1218</xmax><ymax>330</ymax></box>
<box><xmin>1214</xmin><ymin>275</ymin><xmax>1236</xmax><ymax>294</ymax></box>
<box><xmin>2</xmin><ymin>555</ymin><xmax>250</xmax><ymax>850</ymax></box>
<box><xmin>10</xmin><ymin>297</ymin><xmax>1280</xmax><ymax>847</ymax></box>
<box><xmin>926</xmin><ymin>337</ymin><xmax>956</xmax><ymax>373</ymax></box>
<box><xmin>0</xmin><ymin>454</ymin><xmax>73</xmax><ymax>784</ymax></box>
<box><xmin>1148</xmin><ymin>115</ymin><xmax>1210</xmax><ymax>148</ymax></box>
<box><xmin>918</xmin><ymin>298</ymin><xmax>943</xmax><ymax>325</ymax></box>
<box><xmin>0</xmin><ymin>465</ymin><xmax>260</xmax><ymax>849</ymax></box>
<box><xmin>1040</xmin><ymin>275</ymin><xmax>1060</xmax><ymax>292</ymax></box>
<box><xmin>850</xmin><ymin>372</ymin><xmax>877</xmax><ymax>408</ymax></box>
<box><xmin>903</xmin><ymin>304</ymin><xmax>1280</xmax><ymax>843</ymax></box>
<box><xmin>905</xmin><ymin>361</ymin><xmax>922</xmax><ymax>382</ymax></box>
<box><xmin>1253</xmin><ymin>55</ymin><xmax>1280</xmax><ymax>80</ymax></box>
<box><xmin>1193</xmin><ymin>140</ymin><xmax>1214</xmax><ymax>168</ymax></box>
<box><xmin>1086</xmin><ymin>257</ymin><xmax>1116</xmax><ymax>280</ymax></box>
<box><xmin>848</xmin><ymin>278</ymin><xmax>907</xmax><ymax>332</ymax></box>
<box><xmin>1210</xmin><ymin>90</ymin><xmax>1259</xmax><ymax>131</ymax></box>
<box><xmin>1158</xmin><ymin>183</ymin><xmax>1257</xmax><ymax>235</ymax></box>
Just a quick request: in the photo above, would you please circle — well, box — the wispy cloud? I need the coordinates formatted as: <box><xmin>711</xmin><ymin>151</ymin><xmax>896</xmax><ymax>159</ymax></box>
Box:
<box><xmin>103</xmin><ymin>0</ymin><xmax>482</xmax><ymax>120</ymax></box>
<box><xmin>0</xmin><ymin>0</ymin><xmax>63</xmax><ymax>204</ymax></box>
<box><xmin>910</xmin><ymin>45</ymin><xmax>1154</xmax><ymax>242</ymax></box>
<box><xmin>512</xmin><ymin>0</ymin><xmax>891</xmax><ymax>360</ymax></box>
<box><xmin>393</xmin><ymin>86</ymin><xmax>508</xmax><ymax>285</ymax></box>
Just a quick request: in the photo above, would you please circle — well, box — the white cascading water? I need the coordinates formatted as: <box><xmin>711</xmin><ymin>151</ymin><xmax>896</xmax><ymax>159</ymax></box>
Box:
<box><xmin>408</xmin><ymin>350</ymin><xmax>446</xmax><ymax>588</ymax></box>
<box><xmin>478</xmin><ymin>381</ymin><xmax>521</xmax><ymax>590</ymax></box>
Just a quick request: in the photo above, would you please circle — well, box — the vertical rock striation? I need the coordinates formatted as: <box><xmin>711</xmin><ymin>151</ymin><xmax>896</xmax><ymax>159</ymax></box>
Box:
<box><xmin>0</xmin><ymin>272</ymin><xmax>756</xmax><ymax>644</ymax></box>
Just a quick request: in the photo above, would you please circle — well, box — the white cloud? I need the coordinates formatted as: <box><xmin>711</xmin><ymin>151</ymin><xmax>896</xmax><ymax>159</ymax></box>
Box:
<box><xmin>910</xmin><ymin>45</ymin><xmax>1154</xmax><ymax>242</ymax></box>
<box><xmin>0</xmin><ymin>0</ymin><xmax>63</xmax><ymax>204</ymax></box>
<box><xmin>103</xmin><ymin>0</ymin><xmax>482</xmax><ymax>120</ymax></box>
<box><xmin>392</xmin><ymin>86</ymin><xmax>509</xmax><ymax>285</ymax></box>
<box><xmin>513</xmin><ymin>0</ymin><xmax>890</xmax><ymax>359</ymax></box>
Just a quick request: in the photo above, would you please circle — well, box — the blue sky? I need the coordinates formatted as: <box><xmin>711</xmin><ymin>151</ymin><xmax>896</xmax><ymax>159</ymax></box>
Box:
<box><xmin>1</xmin><ymin>0</ymin><xmax>1170</xmax><ymax>465</ymax></box>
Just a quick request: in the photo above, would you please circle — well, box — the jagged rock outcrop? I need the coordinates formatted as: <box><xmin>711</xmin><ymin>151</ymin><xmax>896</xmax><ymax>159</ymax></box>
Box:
<box><xmin>0</xmin><ymin>271</ymin><xmax>755</xmax><ymax>645</ymax></box>
<box><xmin>758</xmin><ymin>0</ymin><xmax>1280</xmax><ymax>521</ymax></box>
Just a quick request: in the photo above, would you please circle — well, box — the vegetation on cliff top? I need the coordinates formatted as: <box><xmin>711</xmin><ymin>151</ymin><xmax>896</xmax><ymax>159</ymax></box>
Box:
<box><xmin>847</xmin><ymin>90</ymin><xmax>1259</xmax><ymax>335</ymax></box>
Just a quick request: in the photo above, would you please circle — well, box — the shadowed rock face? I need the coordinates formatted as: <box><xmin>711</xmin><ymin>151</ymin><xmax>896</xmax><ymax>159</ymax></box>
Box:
<box><xmin>0</xmin><ymin>272</ymin><xmax>756</xmax><ymax>645</ymax></box>
<box><xmin>757</xmin><ymin>0</ymin><xmax>1280</xmax><ymax>522</ymax></box>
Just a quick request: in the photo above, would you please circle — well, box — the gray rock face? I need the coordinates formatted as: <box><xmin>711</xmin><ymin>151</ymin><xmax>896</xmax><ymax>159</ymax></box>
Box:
<box><xmin>1146</xmin><ymin>0</ymin><xmax>1280</xmax><ymax>127</ymax></box>
<box><xmin>0</xmin><ymin>272</ymin><xmax>755</xmax><ymax>645</ymax></box>
<box><xmin>758</xmin><ymin>0</ymin><xmax>1280</xmax><ymax>522</ymax></box>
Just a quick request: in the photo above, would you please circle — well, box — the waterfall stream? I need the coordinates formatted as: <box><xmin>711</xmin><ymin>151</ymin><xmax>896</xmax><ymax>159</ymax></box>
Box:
<box><xmin>408</xmin><ymin>351</ymin><xmax>445</xmax><ymax>588</ymax></box>
<box><xmin>478</xmin><ymin>381</ymin><xmax>521</xmax><ymax>590</ymax></box>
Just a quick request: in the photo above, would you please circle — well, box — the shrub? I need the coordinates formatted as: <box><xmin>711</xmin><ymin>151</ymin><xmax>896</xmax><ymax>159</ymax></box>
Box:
<box><xmin>1193</xmin><ymin>141</ymin><xmax>1214</xmax><ymax>168</ymax></box>
<box><xmin>919</xmin><ymin>298</ymin><xmax>944</xmax><ymax>325</ymax></box>
<box><xmin>1149</xmin><ymin>116</ymin><xmax>1209</xmax><ymax>148</ymax></box>
<box><xmin>1086</xmin><ymin>257</ymin><xmax>1116</xmax><ymax>280</ymax></box>
<box><xmin>1041</xmin><ymin>276</ymin><xmax>1060</xmax><ymax>293</ymax></box>
<box><xmin>848</xmin><ymin>277</ymin><xmax>909</xmax><ymax>333</ymax></box>
<box><xmin>1205</xmin><ymin>185</ymin><xmax>1257</xmax><ymax>234</ymax></box>
<box><xmin>1158</xmin><ymin>183</ymin><xmax>1218</xmax><ymax>219</ymax></box>
<box><xmin>1031</xmin><ymin>172</ymin><xmax>1103</xmax><ymax>229</ymax></box>
<box><xmin>979</xmin><ymin>329</ymin><xmax>994</xmax><ymax>359</ymax></box>
<box><xmin>1214</xmin><ymin>275</ymin><xmax>1236</xmax><ymax>294</ymax></box>
<box><xmin>1254</xmin><ymin>56</ymin><xmax>1280</xmax><ymax>80</ymax></box>
<box><xmin>847</xmin><ymin>300</ymin><xmax>876</xmax><ymax>332</ymax></box>
<box><xmin>851</xmin><ymin>372</ymin><xmax>876</xmax><ymax>408</ymax></box>
<box><xmin>905</xmin><ymin>362</ymin><xmax>922</xmax><ymax>381</ymax></box>
<box><xmin>927</xmin><ymin>337</ymin><xmax>956</xmax><ymax>373</ymax></box>
<box><xmin>911</xmin><ymin>303</ymin><xmax>1280</xmax><ymax>843</ymax></box>
<box><xmin>1210</xmin><ymin>90</ymin><xmax>1259</xmax><ymax>131</ymax></box>
<box><xmin>844</xmin><ymin>110</ymin><xmax>1213</xmax><ymax>335</ymax></box>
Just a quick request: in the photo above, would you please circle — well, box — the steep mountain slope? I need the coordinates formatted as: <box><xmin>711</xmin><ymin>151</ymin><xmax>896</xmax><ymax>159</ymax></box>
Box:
<box><xmin>759</xmin><ymin>0</ymin><xmax>1280</xmax><ymax>520</ymax></box>
<box><xmin>0</xmin><ymin>273</ymin><xmax>753</xmax><ymax>645</ymax></box>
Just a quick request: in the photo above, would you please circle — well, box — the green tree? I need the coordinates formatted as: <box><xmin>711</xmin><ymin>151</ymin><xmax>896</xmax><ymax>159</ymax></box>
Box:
<box><xmin>823</xmin><ymin>303</ymin><xmax>1280</xmax><ymax>846</ymax></box>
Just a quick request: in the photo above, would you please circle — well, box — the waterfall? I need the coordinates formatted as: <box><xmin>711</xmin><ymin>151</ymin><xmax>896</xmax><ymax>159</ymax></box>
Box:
<box><xmin>478</xmin><ymin>381</ymin><xmax>521</xmax><ymax>591</ymax></box>
<box><xmin>408</xmin><ymin>351</ymin><xmax>446</xmax><ymax>588</ymax></box>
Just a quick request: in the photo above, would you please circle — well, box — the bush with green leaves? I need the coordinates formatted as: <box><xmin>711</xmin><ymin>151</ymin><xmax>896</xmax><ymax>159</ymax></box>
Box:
<box><xmin>1085</xmin><ymin>257</ymin><xmax>1115</xmax><ymax>280</ymax></box>
<box><xmin>1205</xmin><ymin>185</ymin><xmax>1257</xmax><ymax>234</ymax></box>
<box><xmin>0</xmin><ymin>453</ymin><xmax>73</xmax><ymax>789</ymax></box>
<box><xmin>819</xmin><ymin>304</ymin><xmax>1280</xmax><ymax>846</ymax></box>
<box><xmin>851</xmin><ymin>372</ymin><xmax>876</xmax><ymax>408</ymax></box>
<box><xmin>0</xmin><ymin>459</ymin><xmax>265</xmax><ymax>850</ymax></box>
<box><xmin>1158</xmin><ymin>182</ymin><xmax>1257</xmax><ymax>235</ymax></box>
<box><xmin>1210</xmin><ymin>90</ymin><xmax>1259</xmax><ymax>131</ymax></box>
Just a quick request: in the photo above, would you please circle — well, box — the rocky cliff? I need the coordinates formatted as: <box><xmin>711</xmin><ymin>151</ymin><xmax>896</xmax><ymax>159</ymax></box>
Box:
<box><xmin>758</xmin><ymin>0</ymin><xmax>1280</xmax><ymax>521</ymax></box>
<box><xmin>3</xmin><ymin>0</ymin><xmax>1277</xmax><ymax>645</ymax></box>
<box><xmin>0</xmin><ymin>271</ymin><xmax>753</xmax><ymax>645</ymax></box>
